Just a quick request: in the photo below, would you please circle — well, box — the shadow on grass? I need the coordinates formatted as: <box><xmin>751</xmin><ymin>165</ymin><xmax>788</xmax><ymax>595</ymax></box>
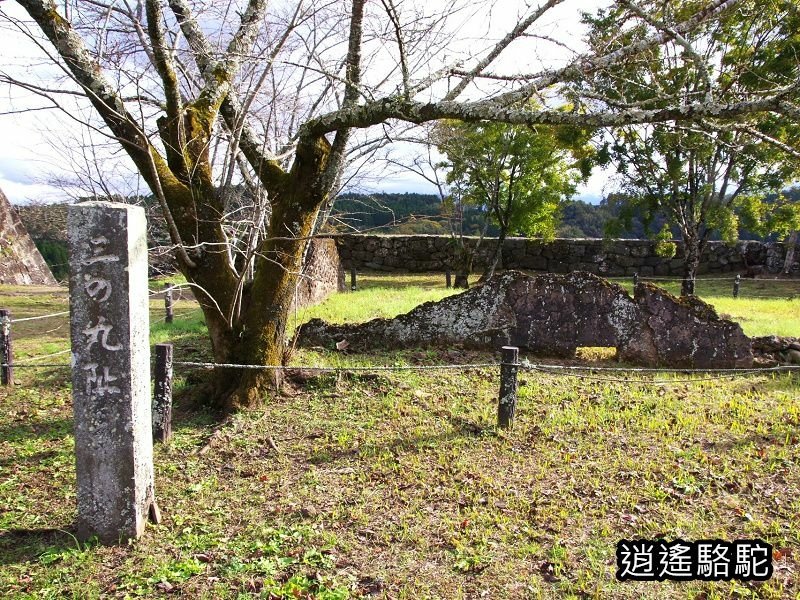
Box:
<box><xmin>4</xmin><ymin>367</ymin><xmax>72</xmax><ymax>393</ymax></box>
<box><xmin>0</xmin><ymin>526</ymin><xmax>82</xmax><ymax>566</ymax></box>
<box><xmin>0</xmin><ymin>449</ymin><xmax>62</xmax><ymax>470</ymax></box>
<box><xmin>700</xmin><ymin>430</ymin><xmax>799</xmax><ymax>452</ymax></box>
<box><xmin>0</xmin><ymin>417</ymin><xmax>73</xmax><ymax>445</ymax></box>
<box><xmin>308</xmin><ymin>415</ymin><xmax>494</xmax><ymax>465</ymax></box>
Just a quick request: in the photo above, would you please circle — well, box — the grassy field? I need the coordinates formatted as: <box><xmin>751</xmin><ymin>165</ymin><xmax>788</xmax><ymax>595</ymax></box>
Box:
<box><xmin>0</xmin><ymin>273</ymin><xmax>799</xmax><ymax>598</ymax></box>
<box><xmin>611</xmin><ymin>276</ymin><xmax>800</xmax><ymax>338</ymax></box>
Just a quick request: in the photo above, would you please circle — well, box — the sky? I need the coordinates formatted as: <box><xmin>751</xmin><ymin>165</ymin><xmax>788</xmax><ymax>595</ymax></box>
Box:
<box><xmin>0</xmin><ymin>0</ymin><xmax>612</xmax><ymax>205</ymax></box>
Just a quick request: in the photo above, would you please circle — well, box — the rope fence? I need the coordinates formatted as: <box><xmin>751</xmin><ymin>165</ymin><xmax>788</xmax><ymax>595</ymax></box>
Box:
<box><xmin>0</xmin><ymin>286</ymin><xmax>175</xmax><ymax>376</ymax></box>
<box><xmin>523</xmin><ymin>362</ymin><xmax>800</xmax><ymax>384</ymax></box>
<box><xmin>632</xmin><ymin>275</ymin><xmax>800</xmax><ymax>283</ymax></box>
<box><xmin>627</xmin><ymin>271</ymin><xmax>799</xmax><ymax>300</ymax></box>
<box><xmin>10</xmin><ymin>310</ymin><xmax>70</xmax><ymax>323</ymax></box>
<box><xmin>4</xmin><ymin>356</ymin><xmax>797</xmax><ymax>376</ymax></box>
<box><xmin>2</xmin><ymin>363</ymin><xmax>71</xmax><ymax>369</ymax></box>
<box><xmin>152</xmin><ymin>345</ymin><xmax>799</xmax><ymax>431</ymax></box>
<box><xmin>18</xmin><ymin>348</ymin><xmax>72</xmax><ymax>363</ymax></box>
<box><xmin>3</xmin><ymin>268</ymin><xmax>798</xmax><ymax>428</ymax></box>
<box><xmin>2</xmin><ymin>337</ymin><xmax>798</xmax><ymax>431</ymax></box>
<box><xmin>171</xmin><ymin>360</ymin><xmax>499</xmax><ymax>372</ymax></box>
<box><xmin>0</xmin><ymin>286</ymin><xmax>202</xmax><ymax>378</ymax></box>
<box><xmin>344</xmin><ymin>268</ymin><xmax>800</xmax><ymax>300</ymax></box>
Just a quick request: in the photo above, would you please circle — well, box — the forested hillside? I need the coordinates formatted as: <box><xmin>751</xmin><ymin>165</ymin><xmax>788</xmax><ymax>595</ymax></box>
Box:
<box><xmin>16</xmin><ymin>188</ymin><xmax>797</xmax><ymax>279</ymax></box>
<box><xmin>332</xmin><ymin>191</ymin><xmax>795</xmax><ymax>240</ymax></box>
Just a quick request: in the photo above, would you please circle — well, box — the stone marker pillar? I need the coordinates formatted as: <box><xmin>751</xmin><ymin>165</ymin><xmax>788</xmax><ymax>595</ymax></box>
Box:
<box><xmin>68</xmin><ymin>202</ymin><xmax>154</xmax><ymax>543</ymax></box>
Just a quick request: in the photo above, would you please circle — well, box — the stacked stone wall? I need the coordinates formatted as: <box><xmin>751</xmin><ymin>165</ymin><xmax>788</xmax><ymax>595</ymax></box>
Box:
<box><xmin>0</xmin><ymin>189</ymin><xmax>57</xmax><ymax>285</ymax></box>
<box><xmin>291</xmin><ymin>238</ymin><xmax>345</xmax><ymax>311</ymax></box>
<box><xmin>331</xmin><ymin>234</ymin><xmax>794</xmax><ymax>276</ymax></box>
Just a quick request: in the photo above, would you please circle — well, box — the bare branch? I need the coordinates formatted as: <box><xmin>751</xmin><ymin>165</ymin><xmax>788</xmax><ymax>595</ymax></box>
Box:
<box><xmin>490</xmin><ymin>0</ymin><xmax>740</xmax><ymax>107</ymax></box>
<box><xmin>444</xmin><ymin>0</ymin><xmax>565</xmax><ymax>101</ymax></box>
<box><xmin>145</xmin><ymin>0</ymin><xmax>182</xmax><ymax>119</ymax></box>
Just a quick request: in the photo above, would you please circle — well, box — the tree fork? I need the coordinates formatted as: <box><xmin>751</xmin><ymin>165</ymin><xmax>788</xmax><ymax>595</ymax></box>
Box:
<box><xmin>208</xmin><ymin>138</ymin><xmax>332</xmax><ymax>411</ymax></box>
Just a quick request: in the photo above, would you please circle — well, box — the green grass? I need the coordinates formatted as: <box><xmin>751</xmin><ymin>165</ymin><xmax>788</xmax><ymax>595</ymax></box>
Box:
<box><xmin>291</xmin><ymin>273</ymin><xmax>459</xmax><ymax>331</ymax></box>
<box><xmin>2</xmin><ymin>348</ymin><xmax>798</xmax><ymax>598</ymax></box>
<box><xmin>1</xmin><ymin>273</ymin><xmax>799</xmax><ymax>598</ymax></box>
<box><xmin>710</xmin><ymin>297</ymin><xmax>800</xmax><ymax>338</ymax></box>
<box><xmin>610</xmin><ymin>275</ymin><xmax>800</xmax><ymax>338</ymax></box>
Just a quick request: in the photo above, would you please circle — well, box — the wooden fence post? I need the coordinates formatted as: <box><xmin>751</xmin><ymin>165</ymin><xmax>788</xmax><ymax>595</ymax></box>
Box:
<box><xmin>733</xmin><ymin>274</ymin><xmax>740</xmax><ymax>299</ymax></box>
<box><xmin>0</xmin><ymin>309</ymin><xmax>12</xmax><ymax>386</ymax></box>
<box><xmin>498</xmin><ymin>346</ymin><xmax>519</xmax><ymax>429</ymax></box>
<box><xmin>164</xmin><ymin>283</ymin><xmax>174</xmax><ymax>324</ymax></box>
<box><xmin>445</xmin><ymin>269</ymin><xmax>452</xmax><ymax>288</ymax></box>
<box><xmin>350</xmin><ymin>267</ymin><xmax>357</xmax><ymax>292</ymax></box>
<box><xmin>153</xmin><ymin>343</ymin><xmax>173</xmax><ymax>443</ymax></box>
<box><xmin>337</xmin><ymin>264</ymin><xmax>346</xmax><ymax>292</ymax></box>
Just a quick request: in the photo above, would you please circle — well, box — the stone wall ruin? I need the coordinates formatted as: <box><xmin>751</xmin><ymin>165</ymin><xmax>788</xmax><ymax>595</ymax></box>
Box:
<box><xmin>298</xmin><ymin>271</ymin><xmax>754</xmax><ymax>368</ymax></box>
<box><xmin>291</xmin><ymin>237</ymin><xmax>346</xmax><ymax>311</ymax></box>
<box><xmin>331</xmin><ymin>234</ymin><xmax>796</xmax><ymax>276</ymax></box>
<box><xmin>0</xmin><ymin>188</ymin><xmax>57</xmax><ymax>285</ymax></box>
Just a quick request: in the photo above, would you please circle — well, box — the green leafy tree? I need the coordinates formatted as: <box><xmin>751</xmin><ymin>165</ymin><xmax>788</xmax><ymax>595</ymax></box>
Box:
<box><xmin>738</xmin><ymin>190</ymin><xmax>800</xmax><ymax>273</ymax></box>
<box><xmin>434</xmin><ymin>119</ymin><xmax>593</xmax><ymax>286</ymax></box>
<box><xmin>584</xmin><ymin>0</ymin><xmax>800</xmax><ymax>294</ymax></box>
<box><xmin>34</xmin><ymin>239</ymin><xmax>69</xmax><ymax>281</ymax></box>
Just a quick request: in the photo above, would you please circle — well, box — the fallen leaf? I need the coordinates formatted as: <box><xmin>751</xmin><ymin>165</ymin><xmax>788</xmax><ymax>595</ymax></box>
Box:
<box><xmin>774</xmin><ymin>547</ymin><xmax>793</xmax><ymax>560</ymax></box>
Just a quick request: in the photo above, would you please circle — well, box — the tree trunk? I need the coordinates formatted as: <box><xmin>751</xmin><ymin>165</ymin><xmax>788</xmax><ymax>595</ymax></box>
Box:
<box><xmin>452</xmin><ymin>241</ymin><xmax>474</xmax><ymax>289</ymax></box>
<box><xmin>681</xmin><ymin>236</ymin><xmax>701</xmax><ymax>296</ymax></box>
<box><xmin>206</xmin><ymin>135</ymin><xmax>332</xmax><ymax>412</ymax></box>
<box><xmin>479</xmin><ymin>231</ymin><xmax>505</xmax><ymax>283</ymax></box>
<box><xmin>783</xmin><ymin>230</ymin><xmax>798</xmax><ymax>275</ymax></box>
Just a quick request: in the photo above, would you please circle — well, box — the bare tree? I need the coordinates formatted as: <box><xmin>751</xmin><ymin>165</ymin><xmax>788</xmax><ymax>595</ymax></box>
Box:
<box><xmin>4</xmin><ymin>0</ymin><xmax>800</xmax><ymax>409</ymax></box>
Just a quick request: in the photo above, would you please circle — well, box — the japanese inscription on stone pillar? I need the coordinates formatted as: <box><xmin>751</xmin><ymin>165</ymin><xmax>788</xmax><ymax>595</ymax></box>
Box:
<box><xmin>68</xmin><ymin>202</ymin><xmax>154</xmax><ymax>543</ymax></box>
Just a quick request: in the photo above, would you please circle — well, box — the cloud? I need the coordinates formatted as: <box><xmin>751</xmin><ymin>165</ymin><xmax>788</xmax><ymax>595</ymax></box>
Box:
<box><xmin>0</xmin><ymin>157</ymin><xmax>36</xmax><ymax>185</ymax></box>
<box><xmin>0</xmin><ymin>175</ymin><xmax>69</xmax><ymax>205</ymax></box>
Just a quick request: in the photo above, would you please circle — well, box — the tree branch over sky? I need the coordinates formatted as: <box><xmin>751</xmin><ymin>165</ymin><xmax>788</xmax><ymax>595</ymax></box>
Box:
<box><xmin>3</xmin><ymin>0</ymin><xmax>800</xmax><ymax>409</ymax></box>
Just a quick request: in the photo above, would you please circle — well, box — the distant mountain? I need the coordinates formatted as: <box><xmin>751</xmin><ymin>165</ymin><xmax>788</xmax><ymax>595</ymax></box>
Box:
<box><xmin>331</xmin><ymin>192</ymin><xmax>639</xmax><ymax>238</ymax></box>
<box><xmin>331</xmin><ymin>191</ymin><xmax>789</xmax><ymax>241</ymax></box>
<box><xmin>17</xmin><ymin>189</ymin><xmax>792</xmax><ymax>279</ymax></box>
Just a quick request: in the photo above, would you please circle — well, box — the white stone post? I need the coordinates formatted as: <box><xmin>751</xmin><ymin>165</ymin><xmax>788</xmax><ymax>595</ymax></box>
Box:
<box><xmin>68</xmin><ymin>202</ymin><xmax>155</xmax><ymax>543</ymax></box>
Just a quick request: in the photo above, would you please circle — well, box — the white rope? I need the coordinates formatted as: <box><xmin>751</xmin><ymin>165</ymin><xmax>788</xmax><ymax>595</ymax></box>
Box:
<box><xmin>3</xmin><ymin>357</ymin><xmax>797</xmax><ymax>383</ymax></box>
<box><xmin>637</xmin><ymin>276</ymin><xmax>736</xmax><ymax>282</ymax></box>
<box><xmin>635</xmin><ymin>276</ymin><xmax>799</xmax><ymax>283</ymax></box>
<box><xmin>173</xmin><ymin>361</ymin><xmax>499</xmax><ymax>372</ymax></box>
<box><xmin>1</xmin><ymin>362</ymin><xmax>70</xmax><ymax>368</ymax></box>
<box><xmin>738</xmin><ymin>279</ymin><xmax>800</xmax><ymax>284</ymax></box>
<box><xmin>520</xmin><ymin>361</ymin><xmax>800</xmax><ymax>374</ymax></box>
<box><xmin>171</xmin><ymin>308</ymin><xmax>202</xmax><ymax>321</ymax></box>
<box><xmin>18</xmin><ymin>348</ymin><xmax>71</xmax><ymax>362</ymax></box>
<box><xmin>522</xmin><ymin>362</ymin><xmax>799</xmax><ymax>384</ymax></box>
<box><xmin>170</xmin><ymin>359</ymin><xmax>799</xmax><ymax>381</ymax></box>
<box><xmin>528</xmin><ymin>371</ymin><xmax>781</xmax><ymax>384</ymax></box>
<box><xmin>11</xmin><ymin>311</ymin><xmax>70</xmax><ymax>323</ymax></box>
